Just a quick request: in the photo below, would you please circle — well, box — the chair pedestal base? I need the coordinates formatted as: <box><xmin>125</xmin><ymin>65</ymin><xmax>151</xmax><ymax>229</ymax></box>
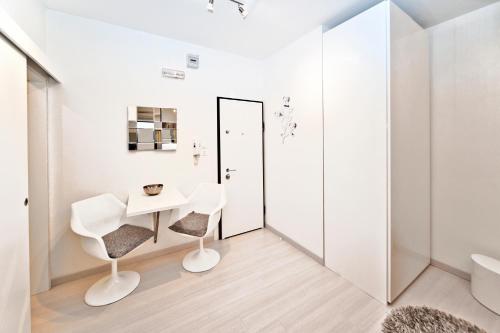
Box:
<box><xmin>85</xmin><ymin>271</ymin><xmax>140</xmax><ymax>306</ymax></box>
<box><xmin>183</xmin><ymin>248</ymin><xmax>220</xmax><ymax>273</ymax></box>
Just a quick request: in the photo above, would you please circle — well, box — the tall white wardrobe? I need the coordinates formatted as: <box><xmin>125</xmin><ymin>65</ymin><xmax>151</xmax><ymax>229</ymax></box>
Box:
<box><xmin>323</xmin><ymin>1</ymin><xmax>430</xmax><ymax>303</ymax></box>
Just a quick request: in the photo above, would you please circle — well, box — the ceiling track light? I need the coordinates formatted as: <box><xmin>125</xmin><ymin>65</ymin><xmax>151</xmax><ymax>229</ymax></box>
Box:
<box><xmin>238</xmin><ymin>4</ymin><xmax>248</xmax><ymax>18</ymax></box>
<box><xmin>207</xmin><ymin>0</ymin><xmax>214</xmax><ymax>13</ymax></box>
<box><xmin>207</xmin><ymin>0</ymin><xmax>249</xmax><ymax>19</ymax></box>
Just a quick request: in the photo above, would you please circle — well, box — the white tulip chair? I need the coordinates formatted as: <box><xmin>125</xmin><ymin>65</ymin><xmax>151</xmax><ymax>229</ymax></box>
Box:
<box><xmin>168</xmin><ymin>183</ymin><xmax>227</xmax><ymax>273</ymax></box>
<box><xmin>71</xmin><ymin>193</ymin><xmax>154</xmax><ymax>306</ymax></box>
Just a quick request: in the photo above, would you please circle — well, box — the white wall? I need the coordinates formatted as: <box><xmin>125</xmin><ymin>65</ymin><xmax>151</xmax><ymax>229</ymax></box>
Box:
<box><xmin>430</xmin><ymin>2</ymin><xmax>500</xmax><ymax>274</ymax></box>
<box><xmin>45</xmin><ymin>0</ymin><xmax>500</xmax><ymax>281</ymax></box>
<box><xmin>46</xmin><ymin>11</ymin><xmax>263</xmax><ymax>279</ymax></box>
<box><xmin>0</xmin><ymin>0</ymin><xmax>46</xmax><ymax>49</ymax></box>
<box><xmin>263</xmin><ymin>27</ymin><xmax>324</xmax><ymax>258</ymax></box>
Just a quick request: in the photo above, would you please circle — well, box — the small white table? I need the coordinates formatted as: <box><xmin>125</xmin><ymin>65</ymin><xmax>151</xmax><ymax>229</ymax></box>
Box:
<box><xmin>126</xmin><ymin>186</ymin><xmax>188</xmax><ymax>243</ymax></box>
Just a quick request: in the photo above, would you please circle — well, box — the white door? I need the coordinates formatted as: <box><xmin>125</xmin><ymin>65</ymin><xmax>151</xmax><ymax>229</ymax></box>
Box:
<box><xmin>0</xmin><ymin>36</ymin><xmax>31</xmax><ymax>332</ymax></box>
<box><xmin>218</xmin><ymin>98</ymin><xmax>264</xmax><ymax>239</ymax></box>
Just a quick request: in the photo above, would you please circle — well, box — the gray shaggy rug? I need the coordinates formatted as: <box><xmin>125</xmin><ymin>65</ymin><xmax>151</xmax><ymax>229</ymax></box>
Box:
<box><xmin>382</xmin><ymin>306</ymin><xmax>487</xmax><ymax>333</ymax></box>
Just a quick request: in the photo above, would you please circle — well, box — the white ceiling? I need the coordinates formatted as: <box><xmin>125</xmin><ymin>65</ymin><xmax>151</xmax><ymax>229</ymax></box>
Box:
<box><xmin>45</xmin><ymin>0</ymin><xmax>499</xmax><ymax>59</ymax></box>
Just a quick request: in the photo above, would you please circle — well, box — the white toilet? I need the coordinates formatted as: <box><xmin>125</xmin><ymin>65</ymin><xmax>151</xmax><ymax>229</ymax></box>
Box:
<box><xmin>471</xmin><ymin>254</ymin><xmax>500</xmax><ymax>315</ymax></box>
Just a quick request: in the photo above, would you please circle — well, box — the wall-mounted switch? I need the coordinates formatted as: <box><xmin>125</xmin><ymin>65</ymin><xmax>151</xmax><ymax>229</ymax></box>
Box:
<box><xmin>187</xmin><ymin>54</ymin><xmax>200</xmax><ymax>69</ymax></box>
<box><xmin>193</xmin><ymin>140</ymin><xmax>201</xmax><ymax>157</ymax></box>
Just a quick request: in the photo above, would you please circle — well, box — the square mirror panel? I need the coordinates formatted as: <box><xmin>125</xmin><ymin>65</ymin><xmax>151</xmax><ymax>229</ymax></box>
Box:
<box><xmin>128</xmin><ymin>106</ymin><xmax>177</xmax><ymax>151</ymax></box>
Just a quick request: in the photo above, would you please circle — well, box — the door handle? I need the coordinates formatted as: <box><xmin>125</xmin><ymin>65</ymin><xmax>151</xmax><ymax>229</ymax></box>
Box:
<box><xmin>226</xmin><ymin>168</ymin><xmax>237</xmax><ymax>172</ymax></box>
<box><xmin>225</xmin><ymin>174</ymin><xmax>231</xmax><ymax>180</ymax></box>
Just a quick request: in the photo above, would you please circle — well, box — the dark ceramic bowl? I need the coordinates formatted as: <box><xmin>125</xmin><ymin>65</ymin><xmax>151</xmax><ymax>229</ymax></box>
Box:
<box><xmin>143</xmin><ymin>184</ymin><xmax>164</xmax><ymax>196</ymax></box>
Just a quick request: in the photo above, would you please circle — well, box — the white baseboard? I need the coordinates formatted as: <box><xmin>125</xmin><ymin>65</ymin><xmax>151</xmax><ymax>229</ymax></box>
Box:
<box><xmin>431</xmin><ymin>259</ymin><xmax>471</xmax><ymax>281</ymax></box>
<box><xmin>265</xmin><ymin>225</ymin><xmax>324</xmax><ymax>264</ymax></box>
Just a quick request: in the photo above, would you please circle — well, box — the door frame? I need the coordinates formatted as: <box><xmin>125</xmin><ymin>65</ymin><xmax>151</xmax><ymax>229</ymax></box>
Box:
<box><xmin>28</xmin><ymin>63</ymin><xmax>51</xmax><ymax>295</ymax></box>
<box><xmin>216</xmin><ymin>97</ymin><xmax>266</xmax><ymax>239</ymax></box>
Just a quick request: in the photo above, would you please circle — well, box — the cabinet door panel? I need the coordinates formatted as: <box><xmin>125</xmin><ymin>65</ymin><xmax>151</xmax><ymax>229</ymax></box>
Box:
<box><xmin>0</xmin><ymin>35</ymin><xmax>30</xmax><ymax>332</ymax></box>
<box><xmin>323</xmin><ymin>2</ymin><xmax>388</xmax><ymax>304</ymax></box>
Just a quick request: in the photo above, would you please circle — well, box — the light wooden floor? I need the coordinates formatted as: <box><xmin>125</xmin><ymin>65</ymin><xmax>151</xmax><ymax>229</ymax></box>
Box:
<box><xmin>32</xmin><ymin>229</ymin><xmax>500</xmax><ymax>333</ymax></box>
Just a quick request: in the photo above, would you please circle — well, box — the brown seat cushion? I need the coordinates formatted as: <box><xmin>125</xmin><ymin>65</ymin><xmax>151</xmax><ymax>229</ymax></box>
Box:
<box><xmin>168</xmin><ymin>212</ymin><xmax>210</xmax><ymax>237</ymax></box>
<box><xmin>102</xmin><ymin>224</ymin><xmax>154</xmax><ymax>259</ymax></box>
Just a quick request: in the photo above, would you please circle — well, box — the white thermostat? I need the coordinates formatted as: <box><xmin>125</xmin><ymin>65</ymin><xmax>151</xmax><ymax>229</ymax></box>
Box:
<box><xmin>187</xmin><ymin>54</ymin><xmax>200</xmax><ymax>69</ymax></box>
